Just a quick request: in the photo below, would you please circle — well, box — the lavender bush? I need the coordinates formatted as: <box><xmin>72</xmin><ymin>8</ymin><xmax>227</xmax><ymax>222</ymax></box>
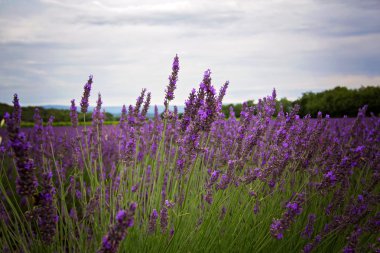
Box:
<box><xmin>0</xmin><ymin>55</ymin><xmax>379</xmax><ymax>253</ymax></box>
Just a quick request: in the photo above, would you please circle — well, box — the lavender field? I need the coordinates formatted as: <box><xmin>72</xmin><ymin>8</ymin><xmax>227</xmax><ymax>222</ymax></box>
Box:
<box><xmin>0</xmin><ymin>56</ymin><xmax>379</xmax><ymax>253</ymax></box>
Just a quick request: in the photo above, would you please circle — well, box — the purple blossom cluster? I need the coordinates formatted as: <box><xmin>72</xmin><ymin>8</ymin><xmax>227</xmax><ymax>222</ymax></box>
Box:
<box><xmin>4</xmin><ymin>94</ymin><xmax>38</xmax><ymax>197</ymax></box>
<box><xmin>164</xmin><ymin>54</ymin><xmax>180</xmax><ymax>112</ymax></box>
<box><xmin>35</xmin><ymin>172</ymin><xmax>58</xmax><ymax>243</ymax></box>
<box><xmin>270</xmin><ymin>193</ymin><xmax>305</xmax><ymax>239</ymax></box>
<box><xmin>70</xmin><ymin>99</ymin><xmax>78</xmax><ymax>128</ymax></box>
<box><xmin>80</xmin><ymin>75</ymin><xmax>93</xmax><ymax>113</ymax></box>
<box><xmin>98</xmin><ymin>203</ymin><xmax>137</xmax><ymax>253</ymax></box>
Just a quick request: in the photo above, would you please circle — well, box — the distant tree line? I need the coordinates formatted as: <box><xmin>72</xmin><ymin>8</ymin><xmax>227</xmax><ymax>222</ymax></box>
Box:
<box><xmin>1</xmin><ymin>86</ymin><xmax>379</xmax><ymax>122</ymax></box>
<box><xmin>221</xmin><ymin>98</ymin><xmax>293</xmax><ymax>118</ymax></box>
<box><xmin>222</xmin><ymin>86</ymin><xmax>380</xmax><ymax>118</ymax></box>
<box><xmin>295</xmin><ymin>86</ymin><xmax>380</xmax><ymax>117</ymax></box>
<box><xmin>0</xmin><ymin>103</ymin><xmax>116</xmax><ymax>123</ymax></box>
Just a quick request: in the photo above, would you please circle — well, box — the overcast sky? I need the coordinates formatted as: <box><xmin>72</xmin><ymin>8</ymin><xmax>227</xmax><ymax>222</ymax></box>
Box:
<box><xmin>0</xmin><ymin>0</ymin><xmax>379</xmax><ymax>107</ymax></box>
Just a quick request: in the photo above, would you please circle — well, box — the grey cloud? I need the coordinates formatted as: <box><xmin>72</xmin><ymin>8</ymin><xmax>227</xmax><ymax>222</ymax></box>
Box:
<box><xmin>294</xmin><ymin>34</ymin><xmax>380</xmax><ymax>76</ymax></box>
<box><xmin>311</xmin><ymin>1</ymin><xmax>380</xmax><ymax>37</ymax></box>
<box><xmin>39</xmin><ymin>0</ymin><xmax>243</xmax><ymax>27</ymax></box>
<box><xmin>0</xmin><ymin>0</ymin><xmax>379</xmax><ymax>106</ymax></box>
<box><xmin>300</xmin><ymin>53</ymin><xmax>380</xmax><ymax>76</ymax></box>
<box><xmin>74</xmin><ymin>10</ymin><xmax>242</xmax><ymax>27</ymax></box>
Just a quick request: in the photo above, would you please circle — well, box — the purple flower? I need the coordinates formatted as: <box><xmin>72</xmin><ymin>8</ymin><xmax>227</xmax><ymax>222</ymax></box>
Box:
<box><xmin>270</xmin><ymin>219</ymin><xmax>284</xmax><ymax>240</ymax></box>
<box><xmin>92</xmin><ymin>93</ymin><xmax>105</xmax><ymax>132</ymax></box>
<box><xmin>204</xmin><ymin>190</ymin><xmax>213</xmax><ymax>204</ymax></box>
<box><xmin>196</xmin><ymin>69</ymin><xmax>218</xmax><ymax>132</ymax></box>
<box><xmin>161</xmin><ymin>173</ymin><xmax>168</xmax><ymax>206</ymax></box>
<box><xmin>119</xmin><ymin>105</ymin><xmax>127</xmax><ymax>130</ymax></box>
<box><xmin>70</xmin><ymin>208</ymin><xmax>78</xmax><ymax>221</ymax></box>
<box><xmin>286</xmin><ymin>202</ymin><xmax>302</xmax><ymax>215</ymax></box>
<box><xmin>33</xmin><ymin>108</ymin><xmax>43</xmax><ymax>128</ymax></box>
<box><xmin>140</xmin><ymin>92</ymin><xmax>151</xmax><ymax>120</ymax></box>
<box><xmin>272</xmin><ymin>88</ymin><xmax>277</xmax><ymax>100</ymax></box>
<box><xmin>254</xmin><ymin>200</ymin><xmax>260</xmax><ymax>214</ymax></box>
<box><xmin>165</xmin><ymin>200</ymin><xmax>175</xmax><ymax>208</ymax></box>
<box><xmin>145</xmin><ymin>165</ymin><xmax>152</xmax><ymax>184</ymax></box>
<box><xmin>80</xmin><ymin>75</ymin><xmax>93</xmax><ymax>113</ymax></box>
<box><xmin>35</xmin><ymin>171</ymin><xmax>58</xmax><ymax>244</ymax></box>
<box><xmin>4</xmin><ymin>95</ymin><xmax>38</xmax><ymax>197</ymax></box>
<box><xmin>76</xmin><ymin>190</ymin><xmax>82</xmax><ymax>199</ymax></box>
<box><xmin>160</xmin><ymin>207</ymin><xmax>168</xmax><ymax>233</ymax></box>
<box><xmin>121</xmin><ymin>126</ymin><xmax>136</xmax><ymax>165</ymax></box>
<box><xmin>210</xmin><ymin>170</ymin><xmax>220</xmax><ymax>184</ymax></box>
<box><xmin>164</xmin><ymin>54</ymin><xmax>180</xmax><ymax>109</ymax></box>
<box><xmin>181</xmin><ymin>88</ymin><xmax>197</xmax><ymax>132</ymax></box>
<box><xmin>301</xmin><ymin>214</ymin><xmax>316</xmax><ymax>239</ymax></box>
<box><xmin>343</xmin><ymin>247</ymin><xmax>355</xmax><ymax>253</ymax></box>
<box><xmin>148</xmin><ymin>209</ymin><xmax>159</xmax><ymax>233</ymax></box>
<box><xmin>70</xmin><ymin>99</ymin><xmax>78</xmax><ymax>128</ymax></box>
<box><xmin>134</xmin><ymin>89</ymin><xmax>146</xmax><ymax>118</ymax></box>
<box><xmin>116</xmin><ymin>210</ymin><xmax>127</xmax><ymax>223</ymax></box>
<box><xmin>324</xmin><ymin>170</ymin><xmax>336</xmax><ymax>184</ymax></box>
<box><xmin>217</xmin><ymin>81</ymin><xmax>229</xmax><ymax>108</ymax></box>
<box><xmin>13</xmin><ymin>93</ymin><xmax>21</xmax><ymax>120</ymax></box>
<box><xmin>98</xmin><ymin>203</ymin><xmax>137</xmax><ymax>253</ymax></box>
<box><xmin>303</xmin><ymin>243</ymin><xmax>313</xmax><ymax>253</ymax></box>
<box><xmin>131</xmin><ymin>183</ymin><xmax>139</xmax><ymax>193</ymax></box>
<box><xmin>217</xmin><ymin>174</ymin><xmax>230</xmax><ymax>190</ymax></box>
<box><xmin>343</xmin><ymin>226</ymin><xmax>362</xmax><ymax>253</ymax></box>
<box><xmin>198</xmin><ymin>108</ymin><xmax>208</xmax><ymax>120</ymax></box>
<box><xmin>270</xmin><ymin>193</ymin><xmax>305</xmax><ymax>240</ymax></box>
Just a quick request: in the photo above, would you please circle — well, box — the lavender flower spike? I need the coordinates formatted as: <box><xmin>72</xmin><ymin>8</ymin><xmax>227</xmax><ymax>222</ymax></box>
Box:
<box><xmin>80</xmin><ymin>75</ymin><xmax>93</xmax><ymax>113</ymax></box>
<box><xmin>270</xmin><ymin>192</ymin><xmax>305</xmax><ymax>240</ymax></box>
<box><xmin>160</xmin><ymin>207</ymin><xmax>168</xmax><ymax>233</ymax></box>
<box><xmin>301</xmin><ymin>214</ymin><xmax>316</xmax><ymax>239</ymax></box>
<box><xmin>70</xmin><ymin>99</ymin><xmax>78</xmax><ymax>128</ymax></box>
<box><xmin>140</xmin><ymin>92</ymin><xmax>151</xmax><ymax>119</ymax></box>
<box><xmin>12</xmin><ymin>93</ymin><xmax>21</xmax><ymax>129</ymax></box>
<box><xmin>98</xmin><ymin>202</ymin><xmax>137</xmax><ymax>253</ymax></box>
<box><xmin>148</xmin><ymin>209</ymin><xmax>159</xmax><ymax>233</ymax></box>
<box><xmin>36</xmin><ymin>172</ymin><xmax>58</xmax><ymax>244</ymax></box>
<box><xmin>164</xmin><ymin>54</ymin><xmax>180</xmax><ymax>110</ymax></box>
<box><xmin>4</xmin><ymin>95</ymin><xmax>38</xmax><ymax>196</ymax></box>
<box><xmin>218</xmin><ymin>80</ymin><xmax>229</xmax><ymax>100</ymax></box>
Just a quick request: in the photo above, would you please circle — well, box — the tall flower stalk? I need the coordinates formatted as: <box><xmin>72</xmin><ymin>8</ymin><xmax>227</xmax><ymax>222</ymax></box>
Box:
<box><xmin>98</xmin><ymin>203</ymin><xmax>137</xmax><ymax>253</ymax></box>
<box><xmin>4</xmin><ymin>94</ymin><xmax>38</xmax><ymax>197</ymax></box>
<box><xmin>164</xmin><ymin>54</ymin><xmax>179</xmax><ymax>115</ymax></box>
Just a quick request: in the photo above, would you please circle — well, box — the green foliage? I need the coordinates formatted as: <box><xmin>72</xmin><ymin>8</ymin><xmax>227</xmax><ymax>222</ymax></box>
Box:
<box><xmin>222</xmin><ymin>99</ymin><xmax>294</xmax><ymax>118</ymax></box>
<box><xmin>0</xmin><ymin>103</ymin><xmax>116</xmax><ymax>123</ymax></box>
<box><xmin>295</xmin><ymin>86</ymin><xmax>380</xmax><ymax>117</ymax></box>
<box><xmin>222</xmin><ymin>100</ymin><xmax>254</xmax><ymax>118</ymax></box>
<box><xmin>276</xmin><ymin>98</ymin><xmax>293</xmax><ymax>115</ymax></box>
<box><xmin>222</xmin><ymin>86</ymin><xmax>380</xmax><ymax>118</ymax></box>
